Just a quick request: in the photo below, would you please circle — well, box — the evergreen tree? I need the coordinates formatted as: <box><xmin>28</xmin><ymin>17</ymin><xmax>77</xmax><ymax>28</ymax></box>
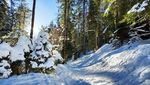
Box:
<box><xmin>87</xmin><ymin>0</ymin><xmax>101</xmax><ymax>50</ymax></box>
<box><xmin>31</xmin><ymin>30</ymin><xmax>63</xmax><ymax>73</ymax></box>
<box><xmin>0</xmin><ymin>0</ymin><xmax>10</xmax><ymax>37</ymax></box>
<box><xmin>14</xmin><ymin>0</ymin><xmax>30</xmax><ymax>30</ymax></box>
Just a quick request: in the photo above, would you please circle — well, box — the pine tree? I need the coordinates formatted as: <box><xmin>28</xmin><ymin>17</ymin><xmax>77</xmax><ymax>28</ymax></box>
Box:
<box><xmin>0</xmin><ymin>0</ymin><xmax>10</xmax><ymax>37</ymax></box>
<box><xmin>14</xmin><ymin>0</ymin><xmax>30</xmax><ymax>30</ymax></box>
<box><xmin>87</xmin><ymin>0</ymin><xmax>101</xmax><ymax>51</ymax></box>
<box><xmin>31</xmin><ymin>30</ymin><xmax>63</xmax><ymax>73</ymax></box>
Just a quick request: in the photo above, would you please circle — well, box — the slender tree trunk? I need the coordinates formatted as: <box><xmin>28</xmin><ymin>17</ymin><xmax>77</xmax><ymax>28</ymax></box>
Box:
<box><xmin>30</xmin><ymin>0</ymin><xmax>36</xmax><ymax>39</ymax></box>
<box><xmin>82</xmin><ymin>0</ymin><xmax>86</xmax><ymax>54</ymax></box>
<box><xmin>10</xmin><ymin>0</ymin><xmax>14</xmax><ymax>30</ymax></box>
<box><xmin>23</xmin><ymin>11</ymin><xmax>26</xmax><ymax>29</ymax></box>
<box><xmin>63</xmin><ymin>0</ymin><xmax>67</xmax><ymax>60</ymax></box>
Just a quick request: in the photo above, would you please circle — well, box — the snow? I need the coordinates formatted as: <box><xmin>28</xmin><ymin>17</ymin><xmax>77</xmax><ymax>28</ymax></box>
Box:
<box><xmin>6</xmin><ymin>0</ymin><xmax>11</xmax><ymax>6</ymax></box>
<box><xmin>32</xmin><ymin>31</ymin><xmax>52</xmax><ymax>59</ymax></box>
<box><xmin>0</xmin><ymin>30</ymin><xmax>63</xmax><ymax>78</ymax></box>
<box><xmin>0</xmin><ymin>42</ymin><xmax>11</xmax><ymax>58</ymax></box>
<box><xmin>0</xmin><ymin>43</ymin><xmax>12</xmax><ymax>78</ymax></box>
<box><xmin>0</xmin><ymin>60</ymin><xmax>12</xmax><ymax>78</ymax></box>
<box><xmin>0</xmin><ymin>35</ymin><xmax>32</xmax><ymax>78</ymax></box>
<box><xmin>30</xmin><ymin>61</ymin><xmax>38</xmax><ymax>68</ymax></box>
<box><xmin>10</xmin><ymin>46</ymin><xmax>25</xmax><ymax>62</ymax></box>
<box><xmin>31</xmin><ymin>30</ymin><xmax>63</xmax><ymax>69</ymax></box>
<box><xmin>127</xmin><ymin>0</ymin><xmax>149</xmax><ymax>14</ymax></box>
<box><xmin>104</xmin><ymin>2</ymin><xmax>113</xmax><ymax>16</ymax></box>
<box><xmin>10</xmin><ymin>36</ymin><xmax>31</xmax><ymax>62</ymax></box>
<box><xmin>16</xmin><ymin>36</ymin><xmax>31</xmax><ymax>53</ymax></box>
<box><xmin>52</xmin><ymin>50</ymin><xmax>63</xmax><ymax>60</ymax></box>
<box><xmin>39</xmin><ymin>58</ymin><xmax>55</xmax><ymax>68</ymax></box>
<box><xmin>1</xmin><ymin>41</ymin><xmax>150</xmax><ymax>84</ymax></box>
<box><xmin>104</xmin><ymin>0</ymin><xmax>115</xmax><ymax>16</ymax></box>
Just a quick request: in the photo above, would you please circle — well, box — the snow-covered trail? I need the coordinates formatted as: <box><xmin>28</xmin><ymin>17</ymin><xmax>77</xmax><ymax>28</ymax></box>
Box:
<box><xmin>1</xmin><ymin>43</ymin><xmax>150</xmax><ymax>85</ymax></box>
<box><xmin>0</xmin><ymin>63</ymin><xmax>112</xmax><ymax>85</ymax></box>
<box><xmin>58</xmin><ymin>64</ymin><xmax>114</xmax><ymax>85</ymax></box>
<box><xmin>54</xmin><ymin>43</ymin><xmax>150</xmax><ymax>85</ymax></box>
<box><xmin>0</xmin><ymin>56</ymin><xmax>116</xmax><ymax>85</ymax></box>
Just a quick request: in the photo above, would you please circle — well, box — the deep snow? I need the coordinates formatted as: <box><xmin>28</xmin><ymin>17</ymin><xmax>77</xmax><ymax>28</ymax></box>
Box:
<box><xmin>1</xmin><ymin>41</ymin><xmax>150</xmax><ymax>85</ymax></box>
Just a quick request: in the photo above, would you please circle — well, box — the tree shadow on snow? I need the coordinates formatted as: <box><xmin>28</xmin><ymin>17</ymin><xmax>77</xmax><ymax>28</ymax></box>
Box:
<box><xmin>69</xmin><ymin>79</ymin><xmax>91</xmax><ymax>85</ymax></box>
<box><xmin>85</xmin><ymin>55</ymin><xmax>150</xmax><ymax>85</ymax></box>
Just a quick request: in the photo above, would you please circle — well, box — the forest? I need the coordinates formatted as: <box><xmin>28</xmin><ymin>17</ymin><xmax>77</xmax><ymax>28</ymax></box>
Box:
<box><xmin>0</xmin><ymin>0</ymin><xmax>150</xmax><ymax>85</ymax></box>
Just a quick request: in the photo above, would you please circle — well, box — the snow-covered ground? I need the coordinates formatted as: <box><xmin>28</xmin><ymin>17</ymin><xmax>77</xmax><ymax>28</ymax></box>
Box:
<box><xmin>0</xmin><ymin>41</ymin><xmax>150</xmax><ymax>85</ymax></box>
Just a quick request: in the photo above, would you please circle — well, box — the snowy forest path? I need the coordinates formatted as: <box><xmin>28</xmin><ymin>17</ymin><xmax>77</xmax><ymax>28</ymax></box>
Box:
<box><xmin>53</xmin><ymin>61</ymin><xmax>114</xmax><ymax>85</ymax></box>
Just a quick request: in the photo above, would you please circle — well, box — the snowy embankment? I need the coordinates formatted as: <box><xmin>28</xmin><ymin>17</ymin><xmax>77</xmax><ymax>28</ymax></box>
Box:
<box><xmin>1</xmin><ymin>41</ymin><xmax>150</xmax><ymax>85</ymax></box>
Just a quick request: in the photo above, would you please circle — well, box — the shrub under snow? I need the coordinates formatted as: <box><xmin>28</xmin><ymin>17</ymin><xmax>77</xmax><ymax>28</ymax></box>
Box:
<box><xmin>31</xmin><ymin>30</ymin><xmax>63</xmax><ymax>73</ymax></box>
<box><xmin>0</xmin><ymin>30</ymin><xmax>63</xmax><ymax>78</ymax></box>
<box><xmin>0</xmin><ymin>35</ymin><xmax>32</xmax><ymax>78</ymax></box>
<box><xmin>0</xmin><ymin>42</ymin><xmax>12</xmax><ymax>78</ymax></box>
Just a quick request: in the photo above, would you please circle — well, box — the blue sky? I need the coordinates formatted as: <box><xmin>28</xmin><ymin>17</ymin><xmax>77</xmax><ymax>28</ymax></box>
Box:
<box><xmin>26</xmin><ymin>0</ymin><xmax>58</xmax><ymax>37</ymax></box>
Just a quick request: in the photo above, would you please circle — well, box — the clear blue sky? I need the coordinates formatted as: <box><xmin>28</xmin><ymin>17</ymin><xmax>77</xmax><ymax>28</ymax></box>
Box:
<box><xmin>26</xmin><ymin>0</ymin><xmax>58</xmax><ymax>37</ymax></box>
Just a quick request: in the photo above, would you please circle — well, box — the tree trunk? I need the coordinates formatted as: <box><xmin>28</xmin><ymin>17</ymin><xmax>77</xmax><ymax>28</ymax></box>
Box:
<box><xmin>82</xmin><ymin>0</ymin><xmax>86</xmax><ymax>54</ymax></box>
<box><xmin>62</xmin><ymin>0</ymin><xmax>67</xmax><ymax>60</ymax></box>
<box><xmin>30</xmin><ymin>0</ymin><xmax>36</xmax><ymax>39</ymax></box>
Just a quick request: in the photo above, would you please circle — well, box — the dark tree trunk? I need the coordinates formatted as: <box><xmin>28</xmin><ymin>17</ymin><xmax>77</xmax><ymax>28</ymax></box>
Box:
<box><xmin>81</xmin><ymin>0</ymin><xmax>86</xmax><ymax>54</ymax></box>
<box><xmin>62</xmin><ymin>0</ymin><xmax>67</xmax><ymax>60</ymax></box>
<box><xmin>30</xmin><ymin>0</ymin><xmax>36</xmax><ymax>39</ymax></box>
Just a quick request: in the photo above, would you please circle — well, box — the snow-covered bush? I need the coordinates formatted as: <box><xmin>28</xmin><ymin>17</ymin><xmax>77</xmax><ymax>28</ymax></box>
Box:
<box><xmin>0</xmin><ymin>42</ymin><xmax>12</xmax><ymax>78</ymax></box>
<box><xmin>31</xmin><ymin>30</ymin><xmax>63</xmax><ymax>73</ymax></box>
<box><xmin>0</xmin><ymin>29</ymin><xmax>63</xmax><ymax>77</ymax></box>
<box><xmin>10</xmin><ymin>35</ymin><xmax>32</xmax><ymax>75</ymax></box>
<box><xmin>0</xmin><ymin>33</ymin><xmax>32</xmax><ymax>78</ymax></box>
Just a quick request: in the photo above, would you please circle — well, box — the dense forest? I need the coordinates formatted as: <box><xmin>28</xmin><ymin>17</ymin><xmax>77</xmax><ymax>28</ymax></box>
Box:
<box><xmin>0</xmin><ymin>0</ymin><xmax>150</xmax><ymax>84</ymax></box>
<box><xmin>54</xmin><ymin>0</ymin><xmax>150</xmax><ymax>60</ymax></box>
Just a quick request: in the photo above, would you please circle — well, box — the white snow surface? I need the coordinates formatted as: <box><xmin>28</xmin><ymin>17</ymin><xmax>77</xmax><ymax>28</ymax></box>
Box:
<box><xmin>1</xmin><ymin>42</ymin><xmax>150</xmax><ymax>85</ymax></box>
<box><xmin>127</xmin><ymin>0</ymin><xmax>149</xmax><ymax>14</ymax></box>
<box><xmin>39</xmin><ymin>58</ymin><xmax>55</xmax><ymax>68</ymax></box>
<box><xmin>0</xmin><ymin>60</ymin><xmax>12</xmax><ymax>78</ymax></box>
<box><xmin>0</xmin><ymin>42</ymin><xmax>12</xmax><ymax>58</ymax></box>
<box><xmin>10</xmin><ymin>46</ymin><xmax>25</xmax><ymax>62</ymax></box>
<box><xmin>0</xmin><ymin>35</ymin><xmax>31</xmax><ymax>62</ymax></box>
<box><xmin>16</xmin><ymin>36</ymin><xmax>31</xmax><ymax>52</ymax></box>
<box><xmin>10</xmin><ymin>36</ymin><xmax>31</xmax><ymax>62</ymax></box>
<box><xmin>52</xmin><ymin>50</ymin><xmax>63</xmax><ymax>60</ymax></box>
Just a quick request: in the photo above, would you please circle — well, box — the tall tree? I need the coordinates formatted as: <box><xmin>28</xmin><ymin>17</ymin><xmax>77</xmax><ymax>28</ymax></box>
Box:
<box><xmin>30</xmin><ymin>0</ymin><xmax>36</xmax><ymax>39</ymax></box>
<box><xmin>0</xmin><ymin>0</ymin><xmax>7</xmax><ymax>30</ymax></box>
<box><xmin>63</xmin><ymin>0</ymin><xmax>67</xmax><ymax>59</ymax></box>
<box><xmin>15</xmin><ymin>0</ymin><xmax>30</xmax><ymax>30</ymax></box>
<box><xmin>87</xmin><ymin>0</ymin><xmax>101</xmax><ymax>50</ymax></box>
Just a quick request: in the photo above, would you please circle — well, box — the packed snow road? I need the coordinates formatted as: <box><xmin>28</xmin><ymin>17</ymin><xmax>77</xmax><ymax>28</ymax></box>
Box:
<box><xmin>0</xmin><ymin>42</ymin><xmax>150</xmax><ymax>85</ymax></box>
